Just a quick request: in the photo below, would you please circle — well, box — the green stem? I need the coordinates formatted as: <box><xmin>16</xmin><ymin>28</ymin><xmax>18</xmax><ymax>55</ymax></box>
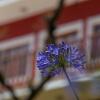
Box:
<box><xmin>62</xmin><ymin>66</ymin><xmax>79</xmax><ymax>100</ymax></box>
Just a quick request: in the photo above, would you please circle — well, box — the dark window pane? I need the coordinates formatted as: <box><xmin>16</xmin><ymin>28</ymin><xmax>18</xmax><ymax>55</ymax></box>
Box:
<box><xmin>91</xmin><ymin>24</ymin><xmax>100</xmax><ymax>60</ymax></box>
<box><xmin>0</xmin><ymin>44</ymin><xmax>30</xmax><ymax>79</ymax></box>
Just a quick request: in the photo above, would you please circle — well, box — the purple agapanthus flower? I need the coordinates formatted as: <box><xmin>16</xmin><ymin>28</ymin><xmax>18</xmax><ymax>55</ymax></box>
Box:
<box><xmin>37</xmin><ymin>42</ymin><xmax>86</xmax><ymax>77</ymax></box>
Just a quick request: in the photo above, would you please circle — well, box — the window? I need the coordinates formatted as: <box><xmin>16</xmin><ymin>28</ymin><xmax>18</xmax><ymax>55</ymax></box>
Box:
<box><xmin>0</xmin><ymin>34</ymin><xmax>35</xmax><ymax>84</ymax></box>
<box><xmin>86</xmin><ymin>15</ymin><xmax>100</xmax><ymax>63</ymax></box>
<box><xmin>0</xmin><ymin>44</ymin><xmax>29</xmax><ymax>78</ymax></box>
<box><xmin>55</xmin><ymin>20</ymin><xmax>84</xmax><ymax>50</ymax></box>
<box><xmin>91</xmin><ymin>24</ymin><xmax>100</xmax><ymax>60</ymax></box>
<box><xmin>56</xmin><ymin>31</ymin><xmax>81</xmax><ymax>46</ymax></box>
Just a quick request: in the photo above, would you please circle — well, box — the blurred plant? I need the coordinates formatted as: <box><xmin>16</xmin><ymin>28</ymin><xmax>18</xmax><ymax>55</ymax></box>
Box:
<box><xmin>0</xmin><ymin>0</ymin><xmax>64</xmax><ymax>100</ymax></box>
<box><xmin>0</xmin><ymin>73</ymin><xmax>18</xmax><ymax>100</ymax></box>
<box><xmin>46</xmin><ymin>0</ymin><xmax>64</xmax><ymax>44</ymax></box>
<box><xmin>27</xmin><ymin>0</ymin><xmax>64</xmax><ymax>99</ymax></box>
<box><xmin>37</xmin><ymin>42</ymin><xmax>86</xmax><ymax>100</ymax></box>
<box><xmin>37</xmin><ymin>42</ymin><xmax>85</xmax><ymax>76</ymax></box>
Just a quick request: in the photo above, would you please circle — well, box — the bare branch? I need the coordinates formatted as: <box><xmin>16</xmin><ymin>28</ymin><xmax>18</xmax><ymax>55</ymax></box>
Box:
<box><xmin>27</xmin><ymin>76</ymin><xmax>51</xmax><ymax>100</ymax></box>
<box><xmin>0</xmin><ymin>73</ymin><xmax>18</xmax><ymax>100</ymax></box>
<box><xmin>27</xmin><ymin>0</ymin><xmax>64</xmax><ymax>100</ymax></box>
<box><xmin>0</xmin><ymin>0</ymin><xmax>64</xmax><ymax>100</ymax></box>
<box><xmin>46</xmin><ymin>0</ymin><xmax>64</xmax><ymax>44</ymax></box>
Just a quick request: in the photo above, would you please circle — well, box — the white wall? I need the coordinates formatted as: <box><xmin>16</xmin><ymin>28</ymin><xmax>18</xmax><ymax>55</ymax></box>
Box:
<box><xmin>0</xmin><ymin>0</ymin><xmax>87</xmax><ymax>25</ymax></box>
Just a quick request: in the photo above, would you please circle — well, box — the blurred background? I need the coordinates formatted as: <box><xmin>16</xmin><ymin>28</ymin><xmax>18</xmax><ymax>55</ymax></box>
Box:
<box><xmin>0</xmin><ymin>0</ymin><xmax>100</xmax><ymax>100</ymax></box>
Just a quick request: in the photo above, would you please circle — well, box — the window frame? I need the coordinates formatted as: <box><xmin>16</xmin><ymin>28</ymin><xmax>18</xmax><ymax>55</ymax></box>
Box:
<box><xmin>0</xmin><ymin>34</ymin><xmax>35</xmax><ymax>84</ymax></box>
<box><xmin>86</xmin><ymin>15</ymin><xmax>100</xmax><ymax>62</ymax></box>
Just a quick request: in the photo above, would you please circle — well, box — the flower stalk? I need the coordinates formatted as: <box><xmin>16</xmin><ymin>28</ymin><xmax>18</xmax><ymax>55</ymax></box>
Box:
<box><xmin>37</xmin><ymin>42</ymin><xmax>86</xmax><ymax>100</ymax></box>
<box><xmin>62</xmin><ymin>66</ymin><xmax>79</xmax><ymax>100</ymax></box>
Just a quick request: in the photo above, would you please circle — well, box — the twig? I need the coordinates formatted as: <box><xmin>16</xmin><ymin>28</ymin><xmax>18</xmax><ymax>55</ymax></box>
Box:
<box><xmin>0</xmin><ymin>73</ymin><xmax>18</xmax><ymax>100</ymax></box>
<box><xmin>62</xmin><ymin>66</ymin><xmax>79</xmax><ymax>100</ymax></box>
<box><xmin>27</xmin><ymin>76</ymin><xmax>51</xmax><ymax>100</ymax></box>
<box><xmin>0</xmin><ymin>0</ymin><xmax>64</xmax><ymax>100</ymax></box>
<box><xmin>27</xmin><ymin>0</ymin><xmax>64</xmax><ymax>99</ymax></box>
<box><xmin>46</xmin><ymin>0</ymin><xmax>64</xmax><ymax>44</ymax></box>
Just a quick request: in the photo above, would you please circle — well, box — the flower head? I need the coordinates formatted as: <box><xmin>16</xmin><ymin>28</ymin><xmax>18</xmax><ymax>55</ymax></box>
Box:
<box><xmin>65</xmin><ymin>45</ymin><xmax>86</xmax><ymax>71</ymax></box>
<box><xmin>37</xmin><ymin>42</ymin><xmax>86</xmax><ymax>77</ymax></box>
<box><xmin>37</xmin><ymin>44</ymin><xmax>61</xmax><ymax>77</ymax></box>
